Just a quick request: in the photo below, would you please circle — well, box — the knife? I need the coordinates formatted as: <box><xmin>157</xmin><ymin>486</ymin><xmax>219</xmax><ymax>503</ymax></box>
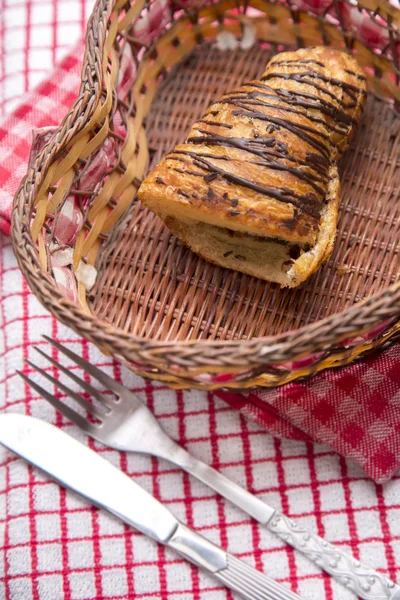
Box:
<box><xmin>0</xmin><ymin>413</ymin><xmax>304</xmax><ymax>600</ymax></box>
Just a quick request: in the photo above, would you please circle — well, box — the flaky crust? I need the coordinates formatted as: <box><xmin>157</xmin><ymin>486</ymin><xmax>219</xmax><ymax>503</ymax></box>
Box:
<box><xmin>165</xmin><ymin>165</ymin><xmax>340</xmax><ymax>287</ymax></box>
<box><xmin>138</xmin><ymin>46</ymin><xmax>367</xmax><ymax>286</ymax></box>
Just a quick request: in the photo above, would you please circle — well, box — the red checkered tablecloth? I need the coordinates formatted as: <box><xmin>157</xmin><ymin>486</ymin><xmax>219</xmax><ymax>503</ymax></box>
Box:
<box><xmin>0</xmin><ymin>1</ymin><xmax>399</xmax><ymax>599</ymax></box>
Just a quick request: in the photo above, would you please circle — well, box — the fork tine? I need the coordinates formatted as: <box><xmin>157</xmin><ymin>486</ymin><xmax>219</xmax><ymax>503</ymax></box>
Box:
<box><xmin>25</xmin><ymin>359</ymin><xmax>105</xmax><ymax>420</ymax></box>
<box><xmin>34</xmin><ymin>347</ymin><xmax>113</xmax><ymax>411</ymax></box>
<box><xmin>17</xmin><ymin>370</ymin><xmax>97</xmax><ymax>433</ymax></box>
<box><xmin>43</xmin><ymin>336</ymin><xmax>126</xmax><ymax>395</ymax></box>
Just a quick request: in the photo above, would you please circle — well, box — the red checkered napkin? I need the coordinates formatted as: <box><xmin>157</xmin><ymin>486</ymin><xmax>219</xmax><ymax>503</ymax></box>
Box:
<box><xmin>0</xmin><ymin>46</ymin><xmax>85</xmax><ymax>235</ymax></box>
<box><xmin>217</xmin><ymin>346</ymin><xmax>400</xmax><ymax>483</ymax></box>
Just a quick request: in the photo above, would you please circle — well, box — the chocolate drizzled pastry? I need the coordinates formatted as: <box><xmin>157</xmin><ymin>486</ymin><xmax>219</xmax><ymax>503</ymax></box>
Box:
<box><xmin>138</xmin><ymin>47</ymin><xmax>367</xmax><ymax>287</ymax></box>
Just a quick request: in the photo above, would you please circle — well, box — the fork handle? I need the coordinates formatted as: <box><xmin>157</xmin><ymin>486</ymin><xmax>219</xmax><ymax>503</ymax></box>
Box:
<box><xmin>167</xmin><ymin>443</ymin><xmax>276</xmax><ymax>523</ymax></box>
<box><xmin>268</xmin><ymin>513</ymin><xmax>400</xmax><ymax>600</ymax></box>
<box><xmin>168</xmin><ymin>445</ymin><xmax>400</xmax><ymax>600</ymax></box>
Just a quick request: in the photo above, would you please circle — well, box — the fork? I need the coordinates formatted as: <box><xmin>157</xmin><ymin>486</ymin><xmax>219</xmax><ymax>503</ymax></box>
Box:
<box><xmin>19</xmin><ymin>336</ymin><xmax>400</xmax><ymax>600</ymax></box>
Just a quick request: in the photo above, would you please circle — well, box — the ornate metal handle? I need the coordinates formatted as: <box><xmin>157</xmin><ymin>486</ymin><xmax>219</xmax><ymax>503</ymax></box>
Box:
<box><xmin>268</xmin><ymin>513</ymin><xmax>400</xmax><ymax>600</ymax></box>
<box><xmin>169</xmin><ymin>443</ymin><xmax>400</xmax><ymax>599</ymax></box>
<box><xmin>168</xmin><ymin>524</ymin><xmax>304</xmax><ymax>600</ymax></box>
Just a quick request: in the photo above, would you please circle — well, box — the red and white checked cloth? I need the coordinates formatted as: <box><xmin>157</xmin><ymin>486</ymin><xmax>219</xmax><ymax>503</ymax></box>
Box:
<box><xmin>0</xmin><ymin>2</ymin><xmax>400</xmax><ymax>599</ymax></box>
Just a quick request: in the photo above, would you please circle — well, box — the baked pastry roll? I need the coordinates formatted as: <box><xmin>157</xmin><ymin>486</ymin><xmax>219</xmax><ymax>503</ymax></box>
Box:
<box><xmin>138</xmin><ymin>46</ymin><xmax>367</xmax><ymax>287</ymax></box>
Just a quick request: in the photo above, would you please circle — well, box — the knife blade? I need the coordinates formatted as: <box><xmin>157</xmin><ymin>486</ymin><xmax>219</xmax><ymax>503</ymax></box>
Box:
<box><xmin>0</xmin><ymin>413</ymin><xmax>304</xmax><ymax>600</ymax></box>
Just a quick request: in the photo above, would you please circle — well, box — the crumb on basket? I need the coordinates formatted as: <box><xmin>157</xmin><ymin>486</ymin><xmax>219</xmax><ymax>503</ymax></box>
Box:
<box><xmin>216</xmin><ymin>31</ymin><xmax>239</xmax><ymax>51</ymax></box>
<box><xmin>240</xmin><ymin>23</ymin><xmax>256</xmax><ymax>49</ymax></box>
<box><xmin>49</xmin><ymin>243</ymin><xmax>73</xmax><ymax>267</ymax></box>
<box><xmin>337</xmin><ymin>264</ymin><xmax>351</xmax><ymax>275</ymax></box>
<box><xmin>76</xmin><ymin>261</ymin><xmax>98</xmax><ymax>292</ymax></box>
<box><xmin>216</xmin><ymin>23</ymin><xmax>256</xmax><ymax>51</ymax></box>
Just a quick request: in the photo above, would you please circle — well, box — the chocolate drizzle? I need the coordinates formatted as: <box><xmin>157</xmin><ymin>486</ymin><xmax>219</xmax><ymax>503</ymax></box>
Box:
<box><xmin>270</xmin><ymin>59</ymin><xmax>325</xmax><ymax>68</ymax></box>
<box><xmin>187</xmin><ymin>130</ymin><xmax>327</xmax><ymax>194</ymax></box>
<box><xmin>229</xmin><ymin>85</ymin><xmax>355</xmax><ymax>129</ymax></box>
<box><xmin>228</xmin><ymin>103</ymin><xmax>331</xmax><ymax>158</ymax></box>
<box><xmin>225</xmin><ymin>93</ymin><xmax>348</xmax><ymax>135</ymax></box>
<box><xmin>171</xmin><ymin>149</ymin><xmax>321</xmax><ymax>218</ymax></box>
<box><xmin>161</xmin><ymin>50</ymin><xmax>366</xmax><ymax>234</ymax></box>
<box><xmin>198</xmin><ymin>119</ymin><xmax>233</xmax><ymax>129</ymax></box>
<box><xmin>262</xmin><ymin>69</ymin><xmax>366</xmax><ymax>102</ymax></box>
<box><xmin>344</xmin><ymin>68</ymin><xmax>367</xmax><ymax>81</ymax></box>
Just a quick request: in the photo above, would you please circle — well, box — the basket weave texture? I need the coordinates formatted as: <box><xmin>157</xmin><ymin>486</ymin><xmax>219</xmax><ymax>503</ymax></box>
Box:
<box><xmin>12</xmin><ymin>0</ymin><xmax>400</xmax><ymax>389</ymax></box>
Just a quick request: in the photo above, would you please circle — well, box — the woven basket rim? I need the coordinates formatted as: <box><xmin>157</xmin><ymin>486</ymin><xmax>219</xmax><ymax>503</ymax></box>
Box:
<box><xmin>12</xmin><ymin>171</ymin><xmax>400</xmax><ymax>361</ymax></box>
<box><xmin>11</xmin><ymin>0</ymin><xmax>400</xmax><ymax>368</ymax></box>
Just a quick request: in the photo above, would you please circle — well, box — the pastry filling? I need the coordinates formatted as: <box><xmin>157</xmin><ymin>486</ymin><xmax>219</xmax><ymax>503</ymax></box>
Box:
<box><xmin>219</xmin><ymin>227</ymin><xmax>306</xmax><ymax>252</ymax></box>
<box><xmin>201</xmin><ymin>224</ymin><xmax>305</xmax><ymax>273</ymax></box>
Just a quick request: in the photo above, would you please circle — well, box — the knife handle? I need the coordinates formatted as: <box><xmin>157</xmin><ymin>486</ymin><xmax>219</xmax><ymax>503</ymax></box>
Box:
<box><xmin>167</xmin><ymin>523</ymin><xmax>304</xmax><ymax>600</ymax></box>
<box><xmin>170</xmin><ymin>445</ymin><xmax>400</xmax><ymax>600</ymax></box>
<box><xmin>268</xmin><ymin>513</ymin><xmax>400</xmax><ymax>600</ymax></box>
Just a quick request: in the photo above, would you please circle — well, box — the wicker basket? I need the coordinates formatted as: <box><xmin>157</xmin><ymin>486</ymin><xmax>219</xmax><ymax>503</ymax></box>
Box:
<box><xmin>12</xmin><ymin>0</ymin><xmax>400</xmax><ymax>390</ymax></box>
